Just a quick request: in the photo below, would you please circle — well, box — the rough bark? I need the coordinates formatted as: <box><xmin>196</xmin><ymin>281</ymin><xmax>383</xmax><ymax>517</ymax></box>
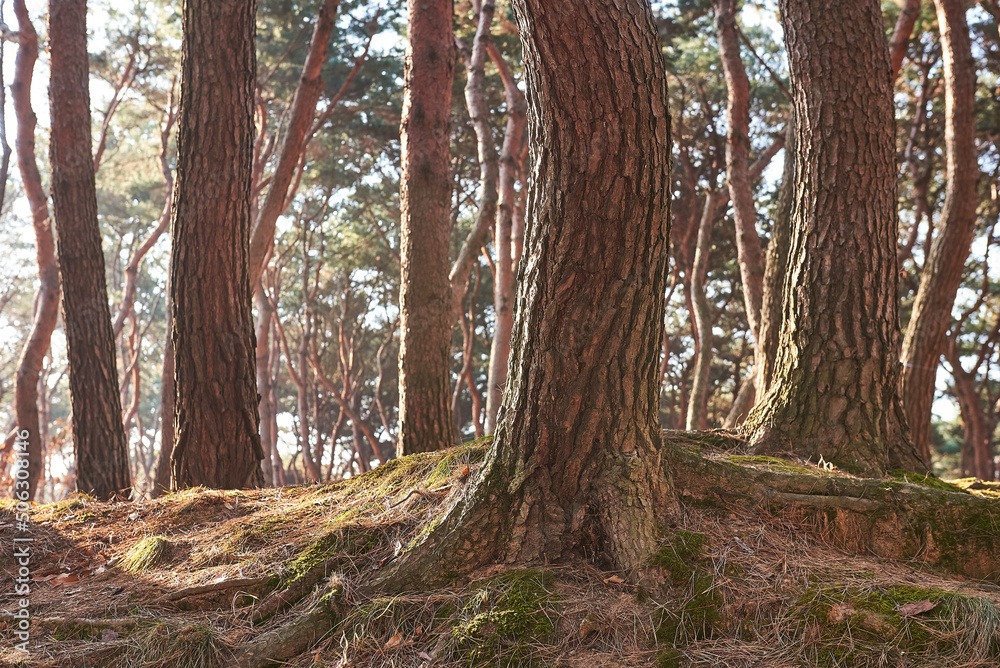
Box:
<box><xmin>396</xmin><ymin>0</ymin><xmax>457</xmax><ymax>456</ymax></box>
<box><xmin>248</xmin><ymin>0</ymin><xmax>341</xmax><ymax>285</ymax></box>
<box><xmin>11</xmin><ymin>0</ymin><xmax>60</xmax><ymax>502</ymax></box>
<box><xmin>151</xmin><ymin>313</ymin><xmax>174</xmax><ymax>498</ymax></box>
<box><xmin>381</xmin><ymin>0</ymin><xmax>674</xmax><ymax>588</ymax></box>
<box><xmin>484</xmin><ymin>41</ymin><xmax>527</xmax><ymax>435</ymax></box>
<box><xmin>715</xmin><ymin>0</ymin><xmax>764</xmax><ymax>339</ymax></box>
<box><xmin>744</xmin><ymin>0</ymin><xmax>925</xmax><ymax>476</ymax></box>
<box><xmin>899</xmin><ymin>0</ymin><xmax>979</xmax><ymax>464</ymax></box>
<box><xmin>889</xmin><ymin>0</ymin><xmax>922</xmax><ymax>81</ymax></box>
<box><xmin>169</xmin><ymin>0</ymin><xmax>264</xmax><ymax>489</ymax></box>
<box><xmin>48</xmin><ymin>0</ymin><xmax>132</xmax><ymax>500</ymax></box>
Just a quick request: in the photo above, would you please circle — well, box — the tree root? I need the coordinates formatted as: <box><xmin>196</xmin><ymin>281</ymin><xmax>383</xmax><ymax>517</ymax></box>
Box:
<box><xmin>249</xmin><ymin>556</ymin><xmax>341</xmax><ymax>624</ymax></box>
<box><xmin>158</xmin><ymin>576</ymin><xmax>271</xmax><ymax>611</ymax></box>
<box><xmin>236</xmin><ymin>579</ymin><xmax>346</xmax><ymax>668</ymax></box>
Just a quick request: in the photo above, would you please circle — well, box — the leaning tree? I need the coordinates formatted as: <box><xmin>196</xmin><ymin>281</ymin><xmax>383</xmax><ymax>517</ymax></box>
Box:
<box><xmin>743</xmin><ymin>0</ymin><xmax>926</xmax><ymax>475</ymax></box>
<box><xmin>382</xmin><ymin>0</ymin><xmax>674</xmax><ymax>587</ymax></box>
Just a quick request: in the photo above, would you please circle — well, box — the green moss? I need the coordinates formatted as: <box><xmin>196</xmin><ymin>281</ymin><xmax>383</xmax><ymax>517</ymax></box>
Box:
<box><xmin>890</xmin><ymin>470</ymin><xmax>968</xmax><ymax>494</ymax></box>
<box><xmin>282</xmin><ymin>526</ymin><xmax>378</xmax><ymax>586</ymax></box>
<box><xmin>224</xmin><ymin>516</ymin><xmax>285</xmax><ymax>553</ymax></box>
<box><xmin>656</xmin><ymin>648</ymin><xmax>682</xmax><ymax>668</ymax></box>
<box><xmin>451</xmin><ymin>568</ymin><xmax>556</xmax><ymax>667</ymax></box>
<box><xmin>727</xmin><ymin>454</ymin><xmax>847</xmax><ymax>477</ymax></box>
<box><xmin>121</xmin><ymin>535</ymin><xmax>171</xmax><ymax>572</ymax></box>
<box><xmin>653</xmin><ymin>530</ymin><xmax>707</xmax><ymax>584</ymax></box>
<box><xmin>656</xmin><ymin>572</ymin><xmax>722</xmax><ymax>644</ymax></box>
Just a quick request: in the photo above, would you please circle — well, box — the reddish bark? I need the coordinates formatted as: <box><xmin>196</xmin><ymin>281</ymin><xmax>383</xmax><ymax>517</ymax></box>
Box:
<box><xmin>11</xmin><ymin>0</ymin><xmax>60</xmax><ymax>501</ymax></box>
<box><xmin>900</xmin><ymin>0</ymin><xmax>979</xmax><ymax>464</ymax></box>
<box><xmin>889</xmin><ymin>0</ymin><xmax>922</xmax><ymax>81</ymax></box>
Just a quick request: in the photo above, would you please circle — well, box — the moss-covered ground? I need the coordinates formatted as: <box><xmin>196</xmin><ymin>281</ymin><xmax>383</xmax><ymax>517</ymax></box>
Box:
<box><xmin>1</xmin><ymin>434</ymin><xmax>998</xmax><ymax>667</ymax></box>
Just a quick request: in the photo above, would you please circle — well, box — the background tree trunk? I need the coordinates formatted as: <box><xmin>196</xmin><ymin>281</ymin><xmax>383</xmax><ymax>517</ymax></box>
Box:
<box><xmin>396</xmin><ymin>0</ymin><xmax>456</xmax><ymax>456</ymax></box>
<box><xmin>889</xmin><ymin>0</ymin><xmax>922</xmax><ymax>81</ymax></box>
<box><xmin>382</xmin><ymin>0</ymin><xmax>674</xmax><ymax>588</ymax></box>
<box><xmin>687</xmin><ymin>194</ymin><xmax>717</xmax><ymax>430</ymax></box>
<box><xmin>744</xmin><ymin>0</ymin><xmax>925</xmax><ymax>476</ymax></box>
<box><xmin>49</xmin><ymin>0</ymin><xmax>132</xmax><ymax>500</ymax></box>
<box><xmin>169</xmin><ymin>0</ymin><xmax>264</xmax><ymax>489</ymax></box>
<box><xmin>12</xmin><ymin>0</ymin><xmax>60</xmax><ymax>501</ymax></box>
<box><xmin>899</xmin><ymin>0</ymin><xmax>979</xmax><ymax>464</ymax></box>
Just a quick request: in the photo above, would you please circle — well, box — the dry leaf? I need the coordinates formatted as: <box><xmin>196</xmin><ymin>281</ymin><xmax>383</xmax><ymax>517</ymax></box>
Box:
<box><xmin>384</xmin><ymin>631</ymin><xmax>404</xmax><ymax>649</ymax></box>
<box><xmin>418</xmin><ymin>651</ymin><xmax>433</xmax><ymax>661</ymax></box>
<box><xmin>898</xmin><ymin>600</ymin><xmax>936</xmax><ymax>617</ymax></box>
<box><xmin>100</xmin><ymin>628</ymin><xmax>119</xmax><ymax>642</ymax></box>
<box><xmin>603</xmin><ymin>575</ymin><xmax>624</xmax><ymax>584</ymax></box>
<box><xmin>128</xmin><ymin>511</ymin><xmax>140</xmax><ymax>521</ymax></box>
<box><xmin>52</xmin><ymin>573</ymin><xmax>80</xmax><ymax>586</ymax></box>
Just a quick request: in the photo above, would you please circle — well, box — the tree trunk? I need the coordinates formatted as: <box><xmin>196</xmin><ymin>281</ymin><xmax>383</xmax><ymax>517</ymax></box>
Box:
<box><xmin>744</xmin><ymin>0</ymin><xmax>925</xmax><ymax>476</ymax></box>
<box><xmin>11</xmin><ymin>0</ymin><xmax>60</xmax><ymax>502</ymax></box>
<box><xmin>169</xmin><ymin>0</ymin><xmax>264</xmax><ymax>489</ymax></box>
<box><xmin>396</xmin><ymin>0</ymin><xmax>456</xmax><ymax>456</ymax></box>
<box><xmin>248</xmin><ymin>0</ymin><xmax>342</xmax><ymax>285</ymax></box>
<box><xmin>687</xmin><ymin>194</ymin><xmax>716</xmax><ymax>431</ymax></box>
<box><xmin>899</xmin><ymin>0</ymin><xmax>979</xmax><ymax>464</ymax></box>
<box><xmin>484</xmin><ymin>42</ymin><xmax>527</xmax><ymax>435</ymax></box>
<box><xmin>255</xmin><ymin>286</ymin><xmax>275</xmax><ymax>486</ymax></box>
<box><xmin>715</xmin><ymin>0</ymin><xmax>764</xmax><ymax>340</ymax></box>
<box><xmin>755</xmin><ymin>121</ymin><xmax>795</xmax><ymax>397</ymax></box>
<box><xmin>151</xmin><ymin>308</ymin><xmax>174</xmax><ymax>498</ymax></box>
<box><xmin>48</xmin><ymin>0</ymin><xmax>132</xmax><ymax>501</ymax></box>
<box><xmin>382</xmin><ymin>0</ymin><xmax>674</xmax><ymax>587</ymax></box>
<box><xmin>889</xmin><ymin>0</ymin><xmax>922</xmax><ymax>81</ymax></box>
<box><xmin>944</xmin><ymin>340</ymin><xmax>993</xmax><ymax>481</ymax></box>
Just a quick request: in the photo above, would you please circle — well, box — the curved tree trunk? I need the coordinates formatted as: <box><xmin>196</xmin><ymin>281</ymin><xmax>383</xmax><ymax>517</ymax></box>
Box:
<box><xmin>11</xmin><ymin>0</ymin><xmax>60</xmax><ymax>502</ymax></box>
<box><xmin>889</xmin><ymin>0</ymin><xmax>922</xmax><ymax>81</ymax></box>
<box><xmin>49</xmin><ymin>0</ymin><xmax>132</xmax><ymax>500</ymax></box>
<box><xmin>396</xmin><ymin>0</ymin><xmax>456</xmax><ymax>456</ymax></box>
<box><xmin>169</xmin><ymin>0</ymin><xmax>264</xmax><ymax>489</ymax></box>
<box><xmin>382</xmin><ymin>0</ymin><xmax>674</xmax><ymax>588</ymax></box>
<box><xmin>899</xmin><ymin>0</ymin><xmax>979</xmax><ymax>464</ymax></box>
<box><xmin>744</xmin><ymin>0</ymin><xmax>924</xmax><ymax>476</ymax></box>
<box><xmin>484</xmin><ymin>37</ymin><xmax>527</xmax><ymax>436</ymax></box>
<box><xmin>248</xmin><ymin>0</ymin><xmax>342</xmax><ymax>286</ymax></box>
<box><xmin>255</xmin><ymin>285</ymin><xmax>276</xmax><ymax>486</ymax></box>
<box><xmin>944</xmin><ymin>339</ymin><xmax>993</xmax><ymax>481</ymax></box>
<box><xmin>151</xmin><ymin>304</ymin><xmax>174</xmax><ymax>498</ymax></box>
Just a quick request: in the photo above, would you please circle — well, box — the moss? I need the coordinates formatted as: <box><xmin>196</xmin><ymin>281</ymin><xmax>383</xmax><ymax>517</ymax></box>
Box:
<box><xmin>224</xmin><ymin>515</ymin><xmax>285</xmax><ymax>553</ymax></box>
<box><xmin>653</xmin><ymin>530</ymin><xmax>707</xmax><ymax>584</ymax></box>
<box><xmin>656</xmin><ymin>648</ymin><xmax>682</xmax><ymax>668</ymax></box>
<box><xmin>656</xmin><ymin>572</ymin><xmax>722</xmax><ymax>645</ymax></box>
<box><xmin>120</xmin><ymin>535</ymin><xmax>171</xmax><ymax>572</ymax></box>
<box><xmin>890</xmin><ymin>470</ymin><xmax>968</xmax><ymax>494</ymax></box>
<box><xmin>727</xmin><ymin>454</ymin><xmax>848</xmax><ymax>477</ymax></box>
<box><xmin>282</xmin><ymin>526</ymin><xmax>379</xmax><ymax>585</ymax></box>
<box><xmin>952</xmin><ymin>477</ymin><xmax>1000</xmax><ymax>500</ymax></box>
<box><xmin>451</xmin><ymin>568</ymin><xmax>556</xmax><ymax>667</ymax></box>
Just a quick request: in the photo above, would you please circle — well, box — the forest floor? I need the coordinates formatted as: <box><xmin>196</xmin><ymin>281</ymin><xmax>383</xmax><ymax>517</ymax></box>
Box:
<box><xmin>1</xmin><ymin>434</ymin><xmax>1000</xmax><ymax>668</ymax></box>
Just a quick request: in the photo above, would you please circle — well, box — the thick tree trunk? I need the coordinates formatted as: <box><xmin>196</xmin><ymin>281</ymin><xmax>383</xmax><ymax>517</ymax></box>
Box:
<box><xmin>11</xmin><ymin>0</ymin><xmax>60</xmax><ymax>502</ymax></box>
<box><xmin>48</xmin><ymin>0</ymin><xmax>132</xmax><ymax>501</ymax></box>
<box><xmin>899</xmin><ymin>0</ymin><xmax>979</xmax><ymax>464</ymax></box>
<box><xmin>396</xmin><ymin>0</ymin><xmax>456</xmax><ymax>456</ymax></box>
<box><xmin>382</xmin><ymin>0</ymin><xmax>674</xmax><ymax>588</ymax></box>
<box><xmin>744</xmin><ymin>0</ymin><xmax>925</xmax><ymax>476</ymax></box>
<box><xmin>248</xmin><ymin>0</ymin><xmax>341</xmax><ymax>285</ymax></box>
<box><xmin>169</xmin><ymin>0</ymin><xmax>264</xmax><ymax>489</ymax></box>
<box><xmin>484</xmin><ymin>42</ymin><xmax>527</xmax><ymax>435</ymax></box>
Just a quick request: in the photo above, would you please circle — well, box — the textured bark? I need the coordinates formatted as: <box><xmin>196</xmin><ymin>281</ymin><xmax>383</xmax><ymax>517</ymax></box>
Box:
<box><xmin>397</xmin><ymin>0</ymin><xmax>456</xmax><ymax>456</ymax></box>
<box><xmin>889</xmin><ymin>0</ymin><xmax>922</xmax><ymax>81</ymax></box>
<box><xmin>899</xmin><ymin>0</ymin><xmax>979</xmax><ymax>464</ymax></box>
<box><xmin>381</xmin><ymin>0</ymin><xmax>674</xmax><ymax>588</ymax></box>
<box><xmin>755</xmin><ymin>121</ymin><xmax>795</xmax><ymax>397</ymax></box>
<box><xmin>169</xmin><ymin>0</ymin><xmax>264</xmax><ymax>489</ymax></box>
<box><xmin>744</xmin><ymin>0</ymin><xmax>924</xmax><ymax>475</ymax></box>
<box><xmin>48</xmin><ymin>0</ymin><xmax>132</xmax><ymax>501</ymax></box>
<box><xmin>151</xmin><ymin>312</ymin><xmax>174</xmax><ymax>498</ymax></box>
<box><xmin>484</xmin><ymin>42</ymin><xmax>527</xmax><ymax>435</ymax></box>
<box><xmin>687</xmin><ymin>194</ymin><xmax>717</xmax><ymax>431</ymax></box>
<box><xmin>715</xmin><ymin>0</ymin><xmax>764</xmax><ymax>339</ymax></box>
<box><xmin>248</xmin><ymin>0</ymin><xmax>341</xmax><ymax>285</ymax></box>
<box><xmin>11</xmin><ymin>0</ymin><xmax>60</xmax><ymax>501</ymax></box>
